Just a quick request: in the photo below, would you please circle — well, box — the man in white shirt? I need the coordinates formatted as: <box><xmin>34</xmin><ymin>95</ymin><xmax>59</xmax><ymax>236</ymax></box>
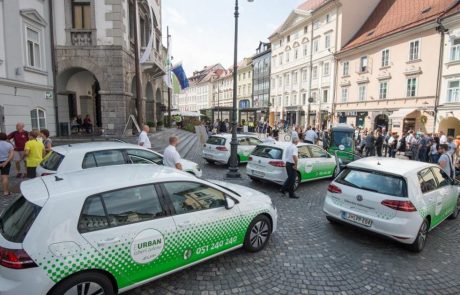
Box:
<box><xmin>439</xmin><ymin>131</ymin><xmax>447</xmax><ymax>144</ymax></box>
<box><xmin>163</xmin><ymin>136</ymin><xmax>182</xmax><ymax>171</ymax></box>
<box><xmin>138</xmin><ymin>125</ymin><xmax>152</xmax><ymax>149</ymax></box>
<box><xmin>304</xmin><ymin>127</ymin><xmax>318</xmax><ymax>144</ymax></box>
<box><xmin>280</xmin><ymin>135</ymin><xmax>300</xmax><ymax>199</ymax></box>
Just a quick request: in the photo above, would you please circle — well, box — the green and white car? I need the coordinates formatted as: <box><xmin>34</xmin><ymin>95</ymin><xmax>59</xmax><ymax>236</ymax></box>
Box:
<box><xmin>0</xmin><ymin>165</ymin><xmax>277</xmax><ymax>295</ymax></box>
<box><xmin>202</xmin><ymin>134</ymin><xmax>262</xmax><ymax>165</ymax></box>
<box><xmin>247</xmin><ymin>142</ymin><xmax>337</xmax><ymax>190</ymax></box>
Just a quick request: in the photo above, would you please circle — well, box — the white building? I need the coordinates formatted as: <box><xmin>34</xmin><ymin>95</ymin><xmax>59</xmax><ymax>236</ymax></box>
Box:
<box><xmin>0</xmin><ymin>0</ymin><xmax>55</xmax><ymax>134</ymax></box>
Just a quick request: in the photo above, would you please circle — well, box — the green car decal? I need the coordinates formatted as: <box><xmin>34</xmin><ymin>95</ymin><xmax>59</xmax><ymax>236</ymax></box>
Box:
<box><xmin>298</xmin><ymin>163</ymin><xmax>334</xmax><ymax>182</ymax></box>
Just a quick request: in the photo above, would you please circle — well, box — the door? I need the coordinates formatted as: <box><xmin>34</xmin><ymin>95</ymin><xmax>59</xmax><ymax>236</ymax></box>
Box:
<box><xmin>78</xmin><ymin>184</ymin><xmax>177</xmax><ymax>288</ymax></box>
<box><xmin>237</xmin><ymin>137</ymin><xmax>254</xmax><ymax>162</ymax></box>
<box><xmin>161</xmin><ymin>181</ymin><xmax>242</xmax><ymax>267</ymax></box>
<box><xmin>308</xmin><ymin>145</ymin><xmax>336</xmax><ymax>177</ymax></box>
<box><xmin>418</xmin><ymin>168</ymin><xmax>448</xmax><ymax>228</ymax></box>
<box><xmin>126</xmin><ymin>149</ymin><xmax>164</xmax><ymax>165</ymax></box>
<box><xmin>297</xmin><ymin>145</ymin><xmax>315</xmax><ymax>181</ymax></box>
<box><xmin>431</xmin><ymin>167</ymin><xmax>457</xmax><ymax>223</ymax></box>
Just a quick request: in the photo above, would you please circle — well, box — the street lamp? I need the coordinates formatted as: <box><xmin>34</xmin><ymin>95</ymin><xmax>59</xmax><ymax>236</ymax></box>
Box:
<box><xmin>227</xmin><ymin>0</ymin><xmax>254</xmax><ymax>179</ymax></box>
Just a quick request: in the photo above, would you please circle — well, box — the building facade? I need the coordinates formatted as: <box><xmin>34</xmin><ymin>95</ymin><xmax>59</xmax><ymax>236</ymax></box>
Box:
<box><xmin>334</xmin><ymin>0</ymin><xmax>455</xmax><ymax>135</ymax></box>
<box><xmin>250</xmin><ymin>42</ymin><xmax>271</xmax><ymax>124</ymax></box>
<box><xmin>0</xmin><ymin>0</ymin><xmax>55</xmax><ymax>134</ymax></box>
<box><xmin>53</xmin><ymin>0</ymin><xmax>165</xmax><ymax>135</ymax></box>
<box><xmin>237</xmin><ymin>58</ymin><xmax>253</xmax><ymax>121</ymax></box>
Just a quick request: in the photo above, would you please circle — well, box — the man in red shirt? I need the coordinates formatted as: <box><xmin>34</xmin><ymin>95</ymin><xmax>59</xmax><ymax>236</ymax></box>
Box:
<box><xmin>7</xmin><ymin>123</ymin><xmax>28</xmax><ymax>178</ymax></box>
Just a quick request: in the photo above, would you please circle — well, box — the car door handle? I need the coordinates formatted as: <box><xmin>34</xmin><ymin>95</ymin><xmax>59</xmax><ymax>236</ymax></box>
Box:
<box><xmin>97</xmin><ymin>238</ymin><xmax>121</xmax><ymax>247</ymax></box>
<box><xmin>178</xmin><ymin>221</ymin><xmax>192</xmax><ymax>228</ymax></box>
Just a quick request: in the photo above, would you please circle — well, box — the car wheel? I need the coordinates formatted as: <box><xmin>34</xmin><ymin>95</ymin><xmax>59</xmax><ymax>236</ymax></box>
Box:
<box><xmin>448</xmin><ymin>195</ymin><xmax>460</xmax><ymax>220</ymax></box>
<box><xmin>50</xmin><ymin>272</ymin><xmax>115</xmax><ymax>295</ymax></box>
<box><xmin>409</xmin><ymin>218</ymin><xmax>429</xmax><ymax>252</ymax></box>
<box><xmin>293</xmin><ymin>172</ymin><xmax>301</xmax><ymax>191</ymax></box>
<box><xmin>243</xmin><ymin>215</ymin><xmax>272</xmax><ymax>253</ymax></box>
<box><xmin>205</xmin><ymin>159</ymin><xmax>215</xmax><ymax>164</ymax></box>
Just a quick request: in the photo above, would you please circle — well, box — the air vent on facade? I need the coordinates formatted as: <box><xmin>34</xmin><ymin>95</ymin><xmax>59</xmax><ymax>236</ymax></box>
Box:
<box><xmin>367</xmin><ymin>30</ymin><xmax>375</xmax><ymax>36</ymax></box>
<box><xmin>421</xmin><ymin>7</ymin><xmax>431</xmax><ymax>14</ymax></box>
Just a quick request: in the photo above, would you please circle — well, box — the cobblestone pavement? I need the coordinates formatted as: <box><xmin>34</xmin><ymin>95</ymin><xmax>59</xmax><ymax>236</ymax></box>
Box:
<box><xmin>1</xmin><ymin>132</ymin><xmax>460</xmax><ymax>294</ymax></box>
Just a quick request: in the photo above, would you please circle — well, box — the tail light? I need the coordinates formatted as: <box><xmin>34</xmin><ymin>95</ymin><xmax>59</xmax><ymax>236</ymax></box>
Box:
<box><xmin>41</xmin><ymin>173</ymin><xmax>54</xmax><ymax>176</ymax></box>
<box><xmin>216</xmin><ymin>146</ymin><xmax>228</xmax><ymax>151</ymax></box>
<box><xmin>268</xmin><ymin>161</ymin><xmax>285</xmax><ymax>167</ymax></box>
<box><xmin>0</xmin><ymin>247</ymin><xmax>38</xmax><ymax>269</ymax></box>
<box><xmin>327</xmin><ymin>184</ymin><xmax>342</xmax><ymax>194</ymax></box>
<box><xmin>249</xmin><ymin>156</ymin><xmax>253</xmax><ymax>161</ymax></box>
<box><xmin>381</xmin><ymin>200</ymin><xmax>417</xmax><ymax>212</ymax></box>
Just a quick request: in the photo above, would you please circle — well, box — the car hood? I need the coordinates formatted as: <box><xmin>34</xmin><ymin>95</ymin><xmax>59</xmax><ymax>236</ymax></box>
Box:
<box><xmin>208</xmin><ymin>180</ymin><xmax>272</xmax><ymax>204</ymax></box>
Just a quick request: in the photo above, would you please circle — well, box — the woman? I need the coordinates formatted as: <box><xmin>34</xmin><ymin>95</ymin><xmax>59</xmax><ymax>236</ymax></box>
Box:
<box><xmin>83</xmin><ymin>114</ymin><xmax>93</xmax><ymax>134</ymax></box>
<box><xmin>0</xmin><ymin>133</ymin><xmax>14</xmax><ymax>196</ymax></box>
<box><xmin>430</xmin><ymin>136</ymin><xmax>440</xmax><ymax>163</ymax></box>
<box><xmin>24</xmin><ymin>130</ymin><xmax>45</xmax><ymax>178</ymax></box>
<box><xmin>41</xmin><ymin>129</ymin><xmax>52</xmax><ymax>155</ymax></box>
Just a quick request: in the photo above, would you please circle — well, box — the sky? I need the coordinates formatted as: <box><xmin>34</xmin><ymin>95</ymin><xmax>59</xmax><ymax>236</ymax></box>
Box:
<box><xmin>162</xmin><ymin>0</ymin><xmax>303</xmax><ymax>76</ymax></box>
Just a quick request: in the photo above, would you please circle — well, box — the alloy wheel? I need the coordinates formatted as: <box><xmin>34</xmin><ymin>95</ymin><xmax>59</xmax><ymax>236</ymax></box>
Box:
<box><xmin>250</xmin><ymin>220</ymin><xmax>269</xmax><ymax>249</ymax></box>
<box><xmin>64</xmin><ymin>282</ymin><xmax>105</xmax><ymax>295</ymax></box>
<box><xmin>418</xmin><ymin>220</ymin><xmax>428</xmax><ymax>250</ymax></box>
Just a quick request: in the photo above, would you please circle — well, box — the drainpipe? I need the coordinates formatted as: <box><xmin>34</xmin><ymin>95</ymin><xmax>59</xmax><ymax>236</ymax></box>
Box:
<box><xmin>48</xmin><ymin>0</ymin><xmax>59</xmax><ymax>136</ymax></box>
<box><xmin>331</xmin><ymin>2</ymin><xmax>340</xmax><ymax>128</ymax></box>
<box><xmin>307</xmin><ymin>16</ymin><xmax>314</xmax><ymax>128</ymax></box>
<box><xmin>433</xmin><ymin>19</ymin><xmax>448</xmax><ymax>134</ymax></box>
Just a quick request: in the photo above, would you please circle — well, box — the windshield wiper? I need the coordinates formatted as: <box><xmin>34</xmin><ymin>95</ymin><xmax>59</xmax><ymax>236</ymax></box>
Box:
<box><xmin>359</xmin><ymin>186</ymin><xmax>380</xmax><ymax>193</ymax></box>
<box><xmin>338</xmin><ymin>179</ymin><xmax>360</xmax><ymax>189</ymax></box>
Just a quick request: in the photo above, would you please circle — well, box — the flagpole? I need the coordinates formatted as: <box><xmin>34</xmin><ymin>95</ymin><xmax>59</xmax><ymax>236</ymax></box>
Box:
<box><xmin>167</xmin><ymin>26</ymin><xmax>172</xmax><ymax>128</ymax></box>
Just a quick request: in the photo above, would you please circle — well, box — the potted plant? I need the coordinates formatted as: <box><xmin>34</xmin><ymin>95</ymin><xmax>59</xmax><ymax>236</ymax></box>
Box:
<box><xmin>157</xmin><ymin>120</ymin><xmax>164</xmax><ymax>131</ymax></box>
<box><xmin>146</xmin><ymin>121</ymin><xmax>156</xmax><ymax>133</ymax></box>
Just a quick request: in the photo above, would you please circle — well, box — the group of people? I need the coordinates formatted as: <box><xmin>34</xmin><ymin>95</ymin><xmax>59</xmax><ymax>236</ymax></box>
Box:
<box><xmin>0</xmin><ymin>123</ymin><xmax>52</xmax><ymax>196</ymax></box>
<box><xmin>71</xmin><ymin>114</ymin><xmax>93</xmax><ymax>134</ymax></box>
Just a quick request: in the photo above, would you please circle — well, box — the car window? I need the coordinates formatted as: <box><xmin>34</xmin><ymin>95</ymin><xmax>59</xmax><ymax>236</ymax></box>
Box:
<box><xmin>163</xmin><ymin>182</ymin><xmax>226</xmax><ymax>215</ymax></box>
<box><xmin>207</xmin><ymin>136</ymin><xmax>226</xmax><ymax>146</ymax></box>
<box><xmin>127</xmin><ymin>149</ymin><xmax>163</xmax><ymax>165</ymax></box>
<box><xmin>298</xmin><ymin>146</ymin><xmax>311</xmax><ymax>159</ymax></box>
<box><xmin>239</xmin><ymin>138</ymin><xmax>250</xmax><ymax>146</ymax></box>
<box><xmin>40</xmin><ymin>151</ymin><xmax>64</xmax><ymax>171</ymax></box>
<box><xmin>309</xmin><ymin>146</ymin><xmax>328</xmax><ymax>158</ymax></box>
<box><xmin>82</xmin><ymin>150</ymin><xmax>126</xmax><ymax>169</ymax></box>
<box><xmin>431</xmin><ymin>167</ymin><xmax>451</xmax><ymax>189</ymax></box>
<box><xmin>418</xmin><ymin>168</ymin><xmax>437</xmax><ymax>194</ymax></box>
<box><xmin>251</xmin><ymin>146</ymin><xmax>283</xmax><ymax>160</ymax></box>
<box><xmin>336</xmin><ymin>168</ymin><xmax>407</xmax><ymax>197</ymax></box>
<box><xmin>248</xmin><ymin>137</ymin><xmax>262</xmax><ymax>145</ymax></box>
<box><xmin>78</xmin><ymin>196</ymin><xmax>108</xmax><ymax>233</ymax></box>
<box><xmin>0</xmin><ymin>196</ymin><xmax>41</xmax><ymax>243</ymax></box>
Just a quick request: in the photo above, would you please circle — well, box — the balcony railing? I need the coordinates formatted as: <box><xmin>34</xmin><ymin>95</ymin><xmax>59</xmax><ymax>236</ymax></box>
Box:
<box><xmin>71</xmin><ymin>30</ymin><xmax>93</xmax><ymax>46</ymax></box>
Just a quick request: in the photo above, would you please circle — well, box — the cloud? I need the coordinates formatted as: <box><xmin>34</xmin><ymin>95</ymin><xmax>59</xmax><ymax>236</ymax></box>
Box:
<box><xmin>165</xmin><ymin>7</ymin><xmax>187</xmax><ymax>26</ymax></box>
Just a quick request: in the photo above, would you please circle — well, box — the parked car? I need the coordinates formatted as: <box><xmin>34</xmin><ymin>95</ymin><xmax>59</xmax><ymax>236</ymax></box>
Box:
<box><xmin>247</xmin><ymin>142</ymin><xmax>337</xmax><ymax>190</ymax></box>
<box><xmin>202</xmin><ymin>134</ymin><xmax>262</xmax><ymax>165</ymax></box>
<box><xmin>0</xmin><ymin>165</ymin><xmax>277</xmax><ymax>295</ymax></box>
<box><xmin>323</xmin><ymin>157</ymin><xmax>460</xmax><ymax>252</ymax></box>
<box><xmin>36</xmin><ymin>142</ymin><xmax>202</xmax><ymax>177</ymax></box>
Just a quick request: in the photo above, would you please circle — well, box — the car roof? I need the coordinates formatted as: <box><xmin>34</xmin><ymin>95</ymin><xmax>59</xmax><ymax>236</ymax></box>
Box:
<box><xmin>52</xmin><ymin>141</ymin><xmax>143</xmax><ymax>155</ymax></box>
<box><xmin>346</xmin><ymin>157</ymin><xmax>435</xmax><ymax>176</ymax></box>
<box><xmin>256</xmin><ymin>142</ymin><xmax>310</xmax><ymax>149</ymax></box>
<box><xmin>332</xmin><ymin>124</ymin><xmax>355</xmax><ymax>132</ymax></box>
<box><xmin>37</xmin><ymin>164</ymin><xmax>196</xmax><ymax>202</ymax></box>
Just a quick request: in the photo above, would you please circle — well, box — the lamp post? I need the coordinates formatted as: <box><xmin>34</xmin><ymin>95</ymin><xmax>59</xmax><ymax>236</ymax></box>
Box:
<box><xmin>227</xmin><ymin>0</ymin><xmax>254</xmax><ymax>178</ymax></box>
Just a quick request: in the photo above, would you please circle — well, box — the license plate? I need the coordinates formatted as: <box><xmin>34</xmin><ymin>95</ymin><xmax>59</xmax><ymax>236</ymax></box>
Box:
<box><xmin>253</xmin><ymin>170</ymin><xmax>265</xmax><ymax>177</ymax></box>
<box><xmin>341</xmin><ymin>211</ymin><xmax>372</xmax><ymax>227</ymax></box>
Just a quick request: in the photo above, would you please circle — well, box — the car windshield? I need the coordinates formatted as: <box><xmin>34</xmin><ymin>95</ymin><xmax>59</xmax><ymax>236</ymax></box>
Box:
<box><xmin>40</xmin><ymin>151</ymin><xmax>65</xmax><ymax>171</ymax></box>
<box><xmin>332</xmin><ymin>131</ymin><xmax>354</xmax><ymax>148</ymax></box>
<box><xmin>0</xmin><ymin>196</ymin><xmax>42</xmax><ymax>243</ymax></box>
<box><xmin>336</xmin><ymin>168</ymin><xmax>408</xmax><ymax>197</ymax></box>
<box><xmin>251</xmin><ymin>146</ymin><xmax>283</xmax><ymax>160</ymax></box>
<box><xmin>207</xmin><ymin>137</ymin><xmax>226</xmax><ymax>146</ymax></box>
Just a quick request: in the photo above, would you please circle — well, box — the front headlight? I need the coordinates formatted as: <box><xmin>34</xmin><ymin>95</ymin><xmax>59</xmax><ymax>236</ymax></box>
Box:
<box><xmin>196</xmin><ymin>165</ymin><xmax>201</xmax><ymax>171</ymax></box>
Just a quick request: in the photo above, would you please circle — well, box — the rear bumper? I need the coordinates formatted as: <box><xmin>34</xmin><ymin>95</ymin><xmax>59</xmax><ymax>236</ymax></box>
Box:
<box><xmin>0</xmin><ymin>266</ymin><xmax>53</xmax><ymax>295</ymax></box>
<box><xmin>323</xmin><ymin>196</ymin><xmax>422</xmax><ymax>244</ymax></box>
<box><xmin>202</xmin><ymin>151</ymin><xmax>229</xmax><ymax>164</ymax></box>
<box><xmin>246</xmin><ymin>165</ymin><xmax>286</xmax><ymax>185</ymax></box>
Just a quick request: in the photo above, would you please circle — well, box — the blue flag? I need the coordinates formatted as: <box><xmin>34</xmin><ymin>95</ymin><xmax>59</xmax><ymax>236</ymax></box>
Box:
<box><xmin>172</xmin><ymin>64</ymin><xmax>190</xmax><ymax>90</ymax></box>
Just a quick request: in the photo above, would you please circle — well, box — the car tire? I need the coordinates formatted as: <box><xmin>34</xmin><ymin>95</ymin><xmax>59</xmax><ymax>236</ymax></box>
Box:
<box><xmin>243</xmin><ymin>215</ymin><xmax>272</xmax><ymax>253</ymax></box>
<box><xmin>448</xmin><ymin>195</ymin><xmax>460</xmax><ymax>220</ymax></box>
<box><xmin>50</xmin><ymin>272</ymin><xmax>115</xmax><ymax>295</ymax></box>
<box><xmin>408</xmin><ymin>218</ymin><xmax>429</xmax><ymax>252</ymax></box>
<box><xmin>205</xmin><ymin>159</ymin><xmax>215</xmax><ymax>165</ymax></box>
<box><xmin>293</xmin><ymin>172</ymin><xmax>301</xmax><ymax>191</ymax></box>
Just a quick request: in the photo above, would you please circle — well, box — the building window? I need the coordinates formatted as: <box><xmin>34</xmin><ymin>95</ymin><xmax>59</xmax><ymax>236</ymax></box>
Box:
<box><xmin>303</xmin><ymin>44</ymin><xmax>308</xmax><ymax>57</ymax></box>
<box><xmin>409</xmin><ymin>40</ymin><xmax>420</xmax><ymax>61</ymax></box>
<box><xmin>287</xmin><ymin>35</ymin><xmax>290</xmax><ymax>42</ymax></box>
<box><xmin>286</xmin><ymin>51</ymin><xmax>290</xmax><ymax>63</ymax></box>
<box><xmin>359</xmin><ymin>56</ymin><xmax>368</xmax><ymax>73</ymax></box>
<box><xmin>379</xmin><ymin>81</ymin><xmax>388</xmax><ymax>99</ymax></box>
<box><xmin>326</xmin><ymin>14</ymin><xmax>330</xmax><ymax>23</ymax></box>
<box><xmin>31</xmin><ymin>108</ymin><xmax>46</xmax><ymax>130</ymax></box>
<box><xmin>293</xmin><ymin>72</ymin><xmax>298</xmax><ymax>85</ymax></box>
<box><xmin>312</xmin><ymin>66</ymin><xmax>318</xmax><ymax>79</ymax></box>
<box><xmin>279</xmin><ymin>53</ymin><xmax>283</xmax><ymax>65</ymax></box>
<box><xmin>294</xmin><ymin>48</ymin><xmax>299</xmax><ymax>59</ymax></box>
<box><xmin>72</xmin><ymin>0</ymin><xmax>91</xmax><ymax>29</ymax></box>
<box><xmin>406</xmin><ymin>77</ymin><xmax>417</xmax><ymax>97</ymax></box>
<box><xmin>302</xmin><ymin>69</ymin><xmax>307</xmax><ymax>82</ymax></box>
<box><xmin>278</xmin><ymin>76</ymin><xmax>282</xmax><ymax>88</ymax></box>
<box><xmin>284</xmin><ymin>96</ymin><xmax>289</xmax><ymax>106</ymax></box>
<box><xmin>450</xmin><ymin>38</ymin><xmax>460</xmax><ymax>61</ymax></box>
<box><xmin>304</xmin><ymin>26</ymin><xmax>308</xmax><ymax>34</ymax></box>
<box><xmin>302</xmin><ymin>93</ymin><xmax>307</xmax><ymax>105</ymax></box>
<box><xmin>381</xmin><ymin>49</ymin><xmax>389</xmax><ymax>67</ymax></box>
<box><xmin>342</xmin><ymin>61</ymin><xmax>349</xmax><ymax>76</ymax></box>
<box><xmin>323</xmin><ymin>89</ymin><xmax>328</xmax><ymax>103</ymax></box>
<box><xmin>312</xmin><ymin>91</ymin><xmax>317</xmax><ymax>103</ymax></box>
<box><xmin>313</xmin><ymin>20</ymin><xmax>320</xmax><ymax>30</ymax></box>
<box><xmin>358</xmin><ymin>85</ymin><xmax>366</xmax><ymax>101</ymax></box>
<box><xmin>323</xmin><ymin>62</ymin><xmax>330</xmax><ymax>77</ymax></box>
<box><xmin>325</xmin><ymin>34</ymin><xmax>331</xmax><ymax>49</ymax></box>
<box><xmin>313</xmin><ymin>39</ymin><xmax>319</xmax><ymax>53</ymax></box>
<box><xmin>26</xmin><ymin>27</ymin><xmax>42</xmax><ymax>69</ymax></box>
<box><xmin>447</xmin><ymin>80</ymin><xmax>460</xmax><ymax>102</ymax></box>
<box><xmin>341</xmin><ymin>87</ymin><xmax>348</xmax><ymax>103</ymax></box>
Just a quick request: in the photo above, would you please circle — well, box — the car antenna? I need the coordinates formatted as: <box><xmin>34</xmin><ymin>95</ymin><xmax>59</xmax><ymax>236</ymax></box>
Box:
<box><xmin>377</xmin><ymin>161</ymin><xmax>381</xmax><ymax>165</ymax></box>
<box><xmin>55</xmin><ymin>176</ymin><xmax>64</xmax><ymax>182</ymax></box>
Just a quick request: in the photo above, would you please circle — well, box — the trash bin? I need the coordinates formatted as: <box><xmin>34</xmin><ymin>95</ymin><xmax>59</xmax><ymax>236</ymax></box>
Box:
<box><xmin>59</xmin><ymin>122</ymin><xmax>69</xmax><ymax>136</ymax></box>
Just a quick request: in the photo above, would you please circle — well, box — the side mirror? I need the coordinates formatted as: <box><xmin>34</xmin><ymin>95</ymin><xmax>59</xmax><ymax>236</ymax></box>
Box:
<box><xmin>225</xmin><ymin>197</ymin><xmax>236</xmax><ymax>210</ymax></box>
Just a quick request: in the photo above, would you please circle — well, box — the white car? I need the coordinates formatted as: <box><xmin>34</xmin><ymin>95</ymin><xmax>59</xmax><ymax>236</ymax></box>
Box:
<box><xmin>36</xmin><ymin>142</ymin><xmax>202</xmax><ymax>177</ymax></box>
<box><xmin>323</xmin><ymin>157</ymin><xmax>460</xmax><ymax>252</ymax></box>
<box><xmin>247</xmin><ymin>142</ymin><xmax>337</xmax><ymax>190</ymax></box>
<box><xmin>0</xmin><ymin>165</ymin><xmax>277</xmax><ymax>295</ymax></box>
<box><xmin>202</xmin><ymin>134</ymin><xmax>262</xmax><ymax>165</ymax></box>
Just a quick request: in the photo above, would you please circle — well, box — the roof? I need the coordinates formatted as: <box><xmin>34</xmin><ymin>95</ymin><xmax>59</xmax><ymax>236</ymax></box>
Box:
<box><xmin>332</xmin><ymin>124</ymin><xmax>355</xmax><ymax>132</ymax></box>
<box><xmin>52</xmin><ymin>141</ymin><xmax>141</xmax><ymax>155</ymax></box>
<box><xmin>341</xmin><ymin>0</ymin><xmax>457</xmax><ymax>52</ymax></box>
<box><xmin>347</xmin><ymin>157</ymin><xmax>434</xmax><ymax>176</ymax></box>
<box><xmin>297</xmin><ymin>0</ymin><xmax>329</xmax><ymax>12</ymax></box>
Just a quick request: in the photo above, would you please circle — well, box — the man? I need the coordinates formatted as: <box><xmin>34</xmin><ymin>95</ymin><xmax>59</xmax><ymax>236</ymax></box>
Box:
<box><xmin>138</xmin><ymin>125</ymin><xmax>152</xmax><ymax>149</ymax></box>
<box><xmin>24</xmin><ymin>130</ymin><xmax>45</xmax><ymax>179</ymax></box>
<box><xmin>447</xmin><ymin>136</ymin><xmax>457</xmax><ymax>161</ymax></box>
<box><xmin>417</xmin><ymin>133</ymin><xmax>430</xmax><ymax>163</ymax></box>
<box><xmin>365</xmin><ymin>132</ymin><xmax>375</xmax><ymax>157</ymax></box>
<box><xmin>375</xmin><ymin>130</ymin><xmax>384</xmax><ymax>157</ymax></box>
<box><xmin>163</xmin><ymin>136</ymin><xmax>183</xmax><ymax>171</ymax></box>
<box><xmin>7</xmin><ymin>122</ymin><xmax>28</xmax><ymax>178</ymax></box>
<box><xmin>304</xmin><ymin>127</ymin><xmax>318</xmax><ymax>144</ymax></box>
<box><xmin>438</xmin><ymin>144</ymin><xmax>454</xmax><ymax>178</ymax></box>
<box><xmin>280</xmin><ymin>135</ymin><xmax>299</xmax><ymax>199</ymax></box>
<box><xmin>388</xmin><ymin>133</ymin><xmax>398</xmax><ymax>158</ymax></box>
<box><xmin>0</xmin><ymin>133</ymin><xmax>14</xmax><ymax>196</ymax></box>
<box><xmin>439</xmin><ymin>131</ymin><xmax>447</xmax><ymax>144</ymax></box>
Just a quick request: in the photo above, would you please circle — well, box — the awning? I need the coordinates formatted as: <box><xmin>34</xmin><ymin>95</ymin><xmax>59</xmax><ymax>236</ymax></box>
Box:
<box><xmin>389</xmin><ymin>108</ymin><xmax>418</xmax><ymax>119</ymax></box>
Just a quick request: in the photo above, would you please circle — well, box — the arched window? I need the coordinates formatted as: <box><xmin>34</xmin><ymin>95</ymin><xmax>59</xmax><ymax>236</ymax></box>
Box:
<box><xmin>31</xmin><ymin>108</ymin><xmax>46</xmax><ymax>130</ymax></box>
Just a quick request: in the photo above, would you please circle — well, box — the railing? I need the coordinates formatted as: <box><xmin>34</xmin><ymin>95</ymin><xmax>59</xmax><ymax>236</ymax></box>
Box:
<box><xmin>71</xmin><ymin>30</ymin><xmax>93</xmax><ymax>46</ymax></box>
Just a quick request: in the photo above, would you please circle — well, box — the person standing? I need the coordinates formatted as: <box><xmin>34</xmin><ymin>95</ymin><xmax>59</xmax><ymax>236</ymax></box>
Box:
<box><xmin>0</xmin><ymin>133</ymin><xmax>14</xmax><ymax>196</ymax></box>
<box><xmin>138</xmin><ymin>125</ymin><xmax>152</xmax><ymax>149</ymax></box>
<box><xmin>163</xmin><ymin>136</ymin><xmax>183</xmax><ymax>171</ymax></box>
<box><xmin>83</xmin><ymin>115</ymin><xmax>93</xmax><ymax>134</ymax></box>
<box><xmin>430</xmin><ymin>136</ymin><xmax>440</xmax><ymax>163</ymax></box>
<box><xmin>439</xmin><ymin>131</ymin><xmax>447</xmax><ymax>144</ymax></box>
<box><xmin>7</xmin><ymin>122</ymin><xmax>28</xmax><ymax>178</ymax></box>
<box><xmin>41</xmin><ymin>129</ymin><xmax>52</xmax><ymax>156</ymax></box>
<box><xmin>365</xmin><ymin>132</ymin><xmax>375</xmax><ymax>157</ymax></box>
<box><xmin>24</xmin><ymin>130</ymin><xmax>45</xmax><ymax>179</ymax></box>
<box><xmin>438</xmin><ymin>144</ymin><xmax>454</xmax><ymax>178</ymax></box>
<box><xmin>280</xmin><ymin>135</ymin><xmax>300</xmax><ymax>199</ymax></box>
<box><xmin>388</xmin><ymin>133</ymin><xmax>398</xmax><ymax>158</ymax></box>
<box><xmin>304</xmin><ymin>127</ymin><xmax>318</xmax><ymax>144</ymax></box>
<box><xmin>375</xmin><ymin>130</ymin><xmax>384</xmax><ymax>157</ymax></box>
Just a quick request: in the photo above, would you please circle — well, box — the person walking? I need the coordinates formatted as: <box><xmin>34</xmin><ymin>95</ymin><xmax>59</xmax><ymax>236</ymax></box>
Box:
<box><xmin>447</xmin><ymin>136</ymin><xmax>457</xmax><ymax>162</ymax></box>
<box><xmin>163</xmin><ymin>136</ymin><xmax>183</xmax><ymax>171</ymax></box>
<box><xmin>138</xmin><ymin>125</ymin><xmax>152</xmax><ymax>149</ymax></box>
<box><xmin>365</xmin><ymin>132</ymin><xmax>375</xmax><ymax>157</ymax></box>
<box><xmin>41</xmin><ymin>129</ymin><xmax>52</xmax><ymax>156</ymax></box>
<box><xmin>388</xmin><ymin>133</ymin><xmax>398</xmax><ymax>158</ymax></box>
<box><xmin>375</xmin><ymin>130</ymin><xmax>384</xmax><ymax>157</ymax></box>
<box><xmin>24</xmin><ymin>130</ymin><xmax>45</xmax><ymax>179</ymax></box>
<box><xmin>280</xmin><ymin>135</ymin><xmax>300</xmax><ymax>199</ymax></box>
<box><xmin>7</xmin><ymin>123</ymin><xmax>28</xmax><ymax>178</ymax></box>
<box><xmin>0</xmin><ymin>133</ymin><xmax>14</xmax><ymax>196</ymax></box>
<box><xmin>438</xmin><ymin>144</ymin><xmax>454</xmax><ymax>178</ymax></box>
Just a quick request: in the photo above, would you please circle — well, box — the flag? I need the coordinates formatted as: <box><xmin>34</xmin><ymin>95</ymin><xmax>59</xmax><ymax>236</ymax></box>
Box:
<box><xmin>172</xmin><ymin>63</ymin><xmax>190</xmax><ymax>90</ymax></box>
<box><xmin>163</xmin><ymin>34</ymin><xmax>173</xmax><ymax>89</ymax></box>
<box><xmin>140</xmin><ymin>0</ymin><xmax>155</xmax><ymax>64</ymax></box>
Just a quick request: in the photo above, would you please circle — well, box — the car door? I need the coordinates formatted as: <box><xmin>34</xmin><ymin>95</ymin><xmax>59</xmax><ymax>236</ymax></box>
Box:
<box><xmin>78</xmin><ymin>184</ymin><xmax>178</xmax><ymax>288</ymax></box>
<box><xmin>418</xmin><ymin>168</ymin><xmax>445</xmax><ymax>229</ymax></box>
<box><xmin>126</xmin><ymin>149</ymin><xmax>164</xmax><ymax>165</ymax></box>
<box><xmin>431</xmin><ymin>167</ymin><xmax>457</xmax><ymax>222</ymax></box>
<box><xmin>82</xmin><ymin>149</ymin><xmax>128</xmax><ymax>169</ymax></box>
<box><xmin>308</xmin><ymin>145</ymin><xmax>336</xmax><ymax>177</ymax></box>
<box><xmin>238</xmin><ymin>137</ymin><xmax>253</xmax><ymax>162</ymax></box>
<box><xmin>297</xmin><ymin>145</ymin><xmax>315</xmax><ymax>182</ymax></box>
<box><xmin>160</xmin><ymin>181</ymin><xmax>243</xmax><ymax>267</ymax></box>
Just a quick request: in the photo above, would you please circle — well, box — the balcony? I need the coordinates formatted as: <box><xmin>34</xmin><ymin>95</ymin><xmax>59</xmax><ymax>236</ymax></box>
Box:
<box><xmin>70</xmin><ymin>30</ymin><xmax>93</xmax><ymax>46</ymax></box>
